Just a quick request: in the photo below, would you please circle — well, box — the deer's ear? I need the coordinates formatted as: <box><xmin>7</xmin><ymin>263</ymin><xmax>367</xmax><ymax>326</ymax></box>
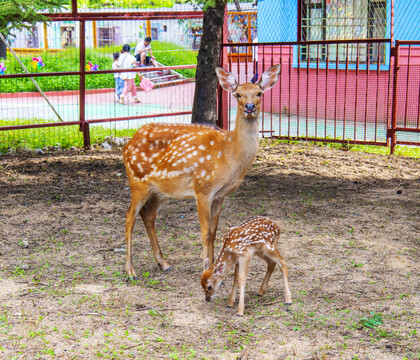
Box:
<box><xmin>258</xmin><ymin>64</ymin><xmax>280</xmax><ymax>92</ymax></box>
<box><xmin>215</xmin><ymin>67</ymin><xmax>238</xmax><ymax>93</ymax></box>
<box><xmin>214</xmin><ymin>262</ymin><xmax>226</xmax><ymax>277</ymax></box>
<box><xmin>203</xmin><ymin>258</ymin><xmax>210</xmax><ymax>271</ymax></box>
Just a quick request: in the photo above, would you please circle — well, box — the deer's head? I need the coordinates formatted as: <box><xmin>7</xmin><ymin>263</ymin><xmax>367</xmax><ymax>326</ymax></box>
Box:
<box><xmin>215</xmin><ymin>64</ymin><xmax>281</xmax><ymax>120</ymax></box>
<box><xmin>201</xmin><ymin>259</ymin><xmax>226</xmax><ymax>302</ymax></box>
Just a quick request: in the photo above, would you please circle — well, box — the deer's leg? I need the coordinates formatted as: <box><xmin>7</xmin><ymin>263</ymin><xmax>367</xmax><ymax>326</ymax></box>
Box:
<box><xmin>208</xmin><ymin>198</ymin><xmax>224</xmax><ymax>262</ymax></box>
<box><xmin>196</xmin><ymin>194</ymin><xmax>213</xmax><ymax>263</ymax></box>
<box><xmin>258</xmin><ymin>259</ymin><xmax>276</xmax><ymax>297</ymax></box>
<box><xmin>270</xmin><ymin>249</ymin><xmax>292</xmax><ymax>305</ymax></box>
<box><xmin>140</xmin><ymin>194</ymin><xmax>171</xmax><ymax>271</ymax></box>
<box><xmin>227</xmin><ymin>264</ymin><xmax>239</xmax><ymax>308</ymax></box>
<box><xmin>237</xmin><ymin>253</ymin><xmax>251</xmax><ymax>316</ymax></box>
<box><xmin>125</xmin><ymin>186</ymin><xmax>149</xmax><ymax>280</ymax></box>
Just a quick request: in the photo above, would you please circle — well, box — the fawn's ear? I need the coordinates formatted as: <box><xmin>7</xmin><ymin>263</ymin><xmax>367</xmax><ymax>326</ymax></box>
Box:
<box><xmin>215</xmin><ymin>67</ymin><xmax>238</xmax><ymax>93</ymax></box>
<box><xmin>258</xmin><ymin>64</ymin><xmax>281</xmax><ymax>92</ymax></box>
<box><xmin>214</xmin><ymin>262</ymin><xmax>226</xmax><ymax>277</ymax></box>
<box><xmin>203</xmin><ymin>258</ymin><xmax>210</xmax><ymax>271</ymax></box>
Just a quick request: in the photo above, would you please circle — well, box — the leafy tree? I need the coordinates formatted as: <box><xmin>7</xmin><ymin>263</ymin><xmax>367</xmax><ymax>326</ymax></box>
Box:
<box><xmin>0</xmin><ymin>0</ymin><xmax>69</xmax><ymax>58</ymax></box>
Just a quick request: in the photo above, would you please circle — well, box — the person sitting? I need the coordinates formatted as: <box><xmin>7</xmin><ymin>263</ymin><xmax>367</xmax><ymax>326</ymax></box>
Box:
<box><xmin>134</xmin><ymin>36</ymin><xmax>158</xmax><ymax>67</ymax></box>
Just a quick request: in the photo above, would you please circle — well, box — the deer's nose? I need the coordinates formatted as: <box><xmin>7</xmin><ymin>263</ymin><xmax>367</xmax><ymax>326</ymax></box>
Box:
<box><xmin>245</xmin><ymin>103</ymin><xmax>256</xmax><ymax>113</ymax></box>
<box><xmin>205</xmin><ymin>296</ymin><xmax>211</xmax><ymax>302</ymax></box>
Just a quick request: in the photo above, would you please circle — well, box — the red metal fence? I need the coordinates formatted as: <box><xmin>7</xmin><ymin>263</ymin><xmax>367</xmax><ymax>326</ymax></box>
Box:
<box><xmin>1</xmin><ymin>6</ymin><xmax>419</xmax><ymax>154</ymax></box>
<box><xmin>390</xmin><ymin>40</ymin><xmax>420</xmax><ymax>152</ymax></box>
<box><xmin>0</xmin><ymin>8</ymin><xmax>202</xmax><ymax>149</ymax></box>
<box><xmin>219</xmin><ymin>39</ymin><xmax>420</xmax><ymax>153</ymax></box>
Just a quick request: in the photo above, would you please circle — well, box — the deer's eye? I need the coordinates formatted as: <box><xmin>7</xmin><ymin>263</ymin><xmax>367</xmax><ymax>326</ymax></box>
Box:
<box><xmin>207</xmin><ymin>285</ymin><xmax>213</xmax><ymax>291</ymax></box>
<box><xmin>256</xmin><ymin>92</ymin><xmax>263</xmax><ymax>97</ymax></box>
<box><xmin>234</xmin><ymin>93</ymin><xmax>241</xmax><ymax>99</ymax></box>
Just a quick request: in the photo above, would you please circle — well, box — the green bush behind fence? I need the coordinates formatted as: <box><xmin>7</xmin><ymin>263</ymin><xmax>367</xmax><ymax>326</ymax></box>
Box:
<box><xmin>0</xmin><ymin>41</ymin><xmax>197</xmax><ymax>93</ymax></box>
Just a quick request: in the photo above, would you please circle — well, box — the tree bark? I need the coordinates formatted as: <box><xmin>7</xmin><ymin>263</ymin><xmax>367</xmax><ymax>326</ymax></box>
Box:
<box><xmin>0</xmin><ymin>41</ymin><xmax>6</xmax><ymax>59</ymax></box>
<box><xmin>191</xmin><ymin>1</ymin><xmax>226</xmax><ymax>125</ymax></box>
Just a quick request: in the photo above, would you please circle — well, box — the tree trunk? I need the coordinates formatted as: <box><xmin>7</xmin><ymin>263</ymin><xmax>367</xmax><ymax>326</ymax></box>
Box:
<box><xmin>191</xmin><ymin>1</ymin><xmax>226</xmax><ymax>125</ymax></box>
<box><xmin>0</xmin><ymin>33</ymin><xmax>7</xmax><ymax>59</ymax></box>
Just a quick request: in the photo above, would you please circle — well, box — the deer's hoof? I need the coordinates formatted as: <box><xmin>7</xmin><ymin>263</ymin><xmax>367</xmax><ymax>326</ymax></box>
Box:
<box><xmin>127</xmin><ymin>275</ymin><xmax>139</xmax><ymax>282</ymax></box>
<box><xmin>157</xmin><ymin>263</ymin><xmax>171</xmax><ymax>272</ymax></box>
<box><xmin>285</xmin><ymin>303</ymin><xmax>292</xmax><ymax>306</ymax></box>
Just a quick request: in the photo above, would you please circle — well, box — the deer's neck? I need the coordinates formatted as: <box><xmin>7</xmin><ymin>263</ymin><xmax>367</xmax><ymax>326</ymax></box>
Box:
<box><xmin>212</xmin><ymin>244</ymin><xmax>239</xmax><ymax>275</ymax></box>
<box><xmin>229</xmin><ymin>114</ymin><xmax>260</xmax><ymax>166</ymax></box>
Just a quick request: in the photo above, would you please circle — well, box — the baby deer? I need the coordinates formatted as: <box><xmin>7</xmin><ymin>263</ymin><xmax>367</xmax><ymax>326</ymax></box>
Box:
<box><xmin>201</xmin><ymin>216</ymin><xmax>292</xmax><ymax>316</ymax></box>
<box><xmin>123</xmin><ymin>65</ymin><xmax>280</xmax><ymax>279</ymax></box>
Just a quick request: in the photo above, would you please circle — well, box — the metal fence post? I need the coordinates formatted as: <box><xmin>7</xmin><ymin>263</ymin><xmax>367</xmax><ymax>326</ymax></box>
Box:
<box><xmin>390</xmin><ymin>40</ymin><xmax>400</xmax><ymax>154</ymax></box>
<box><xmin>79</xmin><ymin>20</ymin><xmax>90</xmax><ymax>148</ymax></box>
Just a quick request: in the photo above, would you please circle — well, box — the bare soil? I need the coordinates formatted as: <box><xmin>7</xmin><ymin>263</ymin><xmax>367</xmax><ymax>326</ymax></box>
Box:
<box><xmin>0</xmin><ymin>141</ymin><xmax>419</xmax><ymax>360</ymax></box>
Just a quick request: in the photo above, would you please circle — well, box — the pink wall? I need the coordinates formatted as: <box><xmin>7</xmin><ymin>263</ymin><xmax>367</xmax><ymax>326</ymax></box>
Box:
<box><xmin>256</xmin><ymin>45</ymin><xmax>420</xmax><ymax>128</ymax></box>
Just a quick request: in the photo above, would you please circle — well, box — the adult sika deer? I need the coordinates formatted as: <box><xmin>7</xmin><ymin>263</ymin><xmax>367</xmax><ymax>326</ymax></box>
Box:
<box><xmin>123</xmin><ymin>65</ymin><xmax>281</xmax><ymax>279</ymax></box>
<box><xmin>201</xmin><ymin>217</ymin><xmax>292</xmax><ymax>316</ymax></box>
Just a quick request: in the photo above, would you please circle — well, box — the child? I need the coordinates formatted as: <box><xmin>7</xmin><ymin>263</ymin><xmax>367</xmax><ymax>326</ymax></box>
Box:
<box><xmin>118</xmin><ymin>44</ymin><xmax>140</xmax><ymax>104</ymax></box>
<box><xmin>112</xmin><ymin>52</ymin><xmax>124</xmax><ymax>102</ymax></box>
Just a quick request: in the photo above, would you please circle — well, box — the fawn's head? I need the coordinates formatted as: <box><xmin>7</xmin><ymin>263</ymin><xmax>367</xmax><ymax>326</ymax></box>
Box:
<box><xmin>215</xmin><ymin>64</ymin><xmax>281</xmax><ymax>119</ymax></box>
<box><xmin>201</xmin><ymin>259</ymin><xmax>227</xmax><ymax>302</ymax></box>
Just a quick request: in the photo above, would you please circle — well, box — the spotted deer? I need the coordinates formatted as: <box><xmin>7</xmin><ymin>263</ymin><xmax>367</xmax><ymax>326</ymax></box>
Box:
<box><xmin>123</xmin><ymin>65</ymin><xmax>281</xmax><ymax>279</ymax></box>
<box><xmin>201</xmin><ymin>217</ymin><xmax>292</xmax><ymax>316</ymax></box>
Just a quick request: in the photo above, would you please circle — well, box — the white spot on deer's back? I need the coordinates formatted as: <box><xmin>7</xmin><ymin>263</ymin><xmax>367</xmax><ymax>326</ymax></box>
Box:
<box><xmin>198</xmin><ymin>145</ymin><xmax>206</xmax><ymax>150</ymax></box>
<box><xmin>199</xmin><ymin>157</ymin><xmax>205</xmax><ymax>163</ymax></box>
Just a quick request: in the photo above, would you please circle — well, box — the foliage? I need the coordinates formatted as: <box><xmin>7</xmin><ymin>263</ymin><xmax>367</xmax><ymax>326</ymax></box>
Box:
<box><xmin>0</xmin><ymin>0</ymin><xmax>69</xmax><ymax>35</ymax></box>
<box><xmin>359</xmin><ymin>312</ymin><xmax>383</xmax><ymax>330</ymax></box>
<box><xmin>78</xmin><ymin>0</ymin><xmax>174</xmax><ymax>9</ymax></box>
<box><xmin>0</xmin><ymin>41</ymin><xmax>197</xmax><ymax>93</ymax></box>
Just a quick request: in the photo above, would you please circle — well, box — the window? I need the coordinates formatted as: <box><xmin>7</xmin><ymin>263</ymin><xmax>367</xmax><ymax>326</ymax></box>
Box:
<box><xmin>301</xmin><ymin>0</ymin><xmax>387</xmax><ymax>65</ymax></box>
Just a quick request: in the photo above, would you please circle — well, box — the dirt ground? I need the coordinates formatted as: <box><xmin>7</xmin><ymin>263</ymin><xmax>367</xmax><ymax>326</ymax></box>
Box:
<box><xmin>0</xmin><ymin>141</ymin><xmax>419</xmax><ymax>360</ymax></box>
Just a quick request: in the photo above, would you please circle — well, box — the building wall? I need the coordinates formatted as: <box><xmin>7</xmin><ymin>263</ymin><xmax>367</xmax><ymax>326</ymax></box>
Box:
<box><xmin>256</xmin><ymin>0</ymin><xmax>419</xmax><ymax>125</ymax></box>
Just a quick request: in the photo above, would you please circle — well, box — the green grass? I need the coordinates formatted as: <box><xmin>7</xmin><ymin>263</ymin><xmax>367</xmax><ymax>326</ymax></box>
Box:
<box><xmin>0</xmin><ymin>41</ymin><xmax>197</xmax><ymax>93</ymax></box>
<box><xmin>0</xmin><ymin>118</ymin><xmax>138</xmax><ymax>153</ymax></box>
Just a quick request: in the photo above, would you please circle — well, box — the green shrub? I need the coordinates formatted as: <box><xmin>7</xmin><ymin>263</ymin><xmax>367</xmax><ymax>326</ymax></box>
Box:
<box><xmin>0</xmin><ymin>41</ymin><xmax>197</xmax><ymax>93</ymax></box>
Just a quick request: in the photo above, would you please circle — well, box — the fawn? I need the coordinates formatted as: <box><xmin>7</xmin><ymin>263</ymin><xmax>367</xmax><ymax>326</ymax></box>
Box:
<box><xmin>201</xmin><ymin>216</ymin><xmax>292</xmax><ymax>316</ymax></box>
<box><xmin>123</xmin><ymin>65</ymin><xmax>281</xmax><ymax>279</ymax></box>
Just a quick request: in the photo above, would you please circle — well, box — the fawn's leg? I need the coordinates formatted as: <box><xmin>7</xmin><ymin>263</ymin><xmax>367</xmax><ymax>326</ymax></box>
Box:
<box><xmin>270</xmin><ymin>249</ymin><xmax>292</xmax><ymax>305</ymax></box>
<box><xmin>237</xmin><ymin>252</ymin><xmax>251</xmax><ymax>316</ymax></box>
<box><xmin>227</xmin><ymin>264</ymin><xmax>239</xmax><ymax>308</ymax></box>
<box><xmin>140</xmin><ymin>193</ymin><xmax>171</xmax><ymax>271</ymax></box>
<box><xmin>125</xmin><ymin>186</ymin><xmax>150</xmax><ymax>280</ymax></box>
<box><xmin>258</xmin><ymin>259</ymin><xmax>276</xmax><ymax>296</ymax></box>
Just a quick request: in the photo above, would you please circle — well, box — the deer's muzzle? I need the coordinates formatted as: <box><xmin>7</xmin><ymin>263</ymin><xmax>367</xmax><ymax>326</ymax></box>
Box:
<box><xmin>244</xmin><ymin>103</ymin><xmax>256</xmax><ymax>113</ymax></box>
